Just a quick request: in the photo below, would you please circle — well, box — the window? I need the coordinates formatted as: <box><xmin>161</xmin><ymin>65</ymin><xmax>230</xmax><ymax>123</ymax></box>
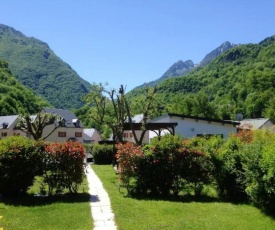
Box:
<box><xmin>1</xmin><ymin>132</ymin><xmax>7</xmax><ymax>137</ymax></box>
<box><xmin>75</xmin><ymin>132</ymin><xmax>82</xmax><ymax>137</ymax></box>
<box><xmin>130</xmin><ymin>133</ymin><xmax>133</xmax><ymax>138</ymax></box>
<box><xmin>58</xmin><ymin>132</ymin><xmax>66</xmax><ymax>137</ymax></box>
<box><xmin>197</xmin><ymin>134</ymin><xmax>223</xmax><ymax>139</ymax></box>
<box><xmin>123</xmin><ymin>133</ymin><xmax>128</xmax><ymax>138</ymax></box>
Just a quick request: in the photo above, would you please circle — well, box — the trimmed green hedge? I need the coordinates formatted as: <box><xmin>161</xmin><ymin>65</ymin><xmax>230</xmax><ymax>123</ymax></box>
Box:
<box><xmin>92</xmin><ymin>143</ymin><xmax>114</xmax><ymax>165</ymax></box>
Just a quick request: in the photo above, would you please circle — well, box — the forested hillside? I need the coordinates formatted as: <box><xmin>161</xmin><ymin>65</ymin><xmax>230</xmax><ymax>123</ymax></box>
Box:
<box><xmin>128</xmin><ymin>35</ymin><xmax>275</xmax><ymax>121</ymax></box>
<box><xmin>0</xmin><ymin>24</ymin><xmax>91</xmax><ymax>110</ymax></box>
<box><xmin>0</xmin><ymin>60</ymin><xmax>50</xmax><ymax>115</ymax></box>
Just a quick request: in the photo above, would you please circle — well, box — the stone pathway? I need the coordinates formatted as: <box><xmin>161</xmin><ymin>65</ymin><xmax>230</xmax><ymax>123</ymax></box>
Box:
<box><xmin>85</xmin><ymin>165</ymin><xmax>117</xmax><ymax>230</ymax></box>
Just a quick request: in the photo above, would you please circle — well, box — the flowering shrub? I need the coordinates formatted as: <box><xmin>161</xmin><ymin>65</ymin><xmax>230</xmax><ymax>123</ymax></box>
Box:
<box><xmin>116</xmin><ymin>142</ymin><xmax>144</xmax><ymax>192</ymax></box>
<box><xmin>138</xmin><ymin>135</ymin><xmax>184</xmax><ymax>195</ymax></box>
<box><xmin>0</xmin><ymin>137</ymin><xmax>86</xmax><ymax>196</ymax></box>
<box><xmin>0</xmin><ymin>136</ymin><xmax>44</xmax><ymax>195</ymax></box>
<box><xmin>43</xmin><ymin>141</ymin><xmax>85</xmax><ymax>194</ymax></box>
<box><xmin>116</xmin><ymin>135</ymin><xmax>213</xmax><ymax>196</ymax></box>
<box><xmin>136</xmin><ymin>135</ymin><xmax>213</xmax><ymax>196</ymax></box>
<box><xmin>235</xmin><ymin>123</ymin><xmax>254</xmax><ymax>144</ymax></box>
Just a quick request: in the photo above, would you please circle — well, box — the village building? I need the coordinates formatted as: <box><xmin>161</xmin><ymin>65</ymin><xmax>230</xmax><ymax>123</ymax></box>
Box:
<box><xmin>83</xmin><ymin>128</ymin><xmax>102</xmax><ymax>144</ymax></box>
<box><xmin>122</xmin><ymin>113</ymin><xmax>240</xmax><ymax>143</ymax></box>
<box><xmin>149</xmin><ymin>113</ymin><xmax>240</xmax><ymax>140</ymax></box>
<box><xmin>238</xmin><ymin>118</ymin><xmax>274</xmax><ymax>130</ymax></box>
<box><xmin>40</xmin><ymin>108</ymin><xmax>84</xmax><ymax>143</ymax></box>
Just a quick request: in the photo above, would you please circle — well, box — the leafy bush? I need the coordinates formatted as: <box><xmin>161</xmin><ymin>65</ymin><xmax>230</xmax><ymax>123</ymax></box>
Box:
<box><xmin>116</xmin><ymin>135</ymin><xmax>213</xmax><ymax>196</ymax></box>
<box><xmin>242</xmin><ymin>130</ymin><xmax>275</xmax><ymax>213</ymax></box>
<box><xmin>139</xmin><ymin>135</ymin><xmax>185</xmax><ymax>195</ymax></box>
<box><xmin>0</xmin><ymin>136</ymin><xmax>44</xmax><ymax>195</ymax></box>
<box><xmin>212</xmin><ymin>135</ymin><xmax>247</xmax><ymax>201</ymax></box>
<box><xmin>43</xmin><ymin>141</ymin><xmax>85</xmax><ymax>194</ymax></box>
<box><xmin>92</xmin><ymin>143</ymin><xmax>114</xmax><ymax>165</ymax></box>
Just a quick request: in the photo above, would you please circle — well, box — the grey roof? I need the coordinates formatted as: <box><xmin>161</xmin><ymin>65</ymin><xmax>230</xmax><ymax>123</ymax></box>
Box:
<box><xmin>42</xmin><ymin>108</ymin><xmax>84</xmax><ymax>128</ymax></box>
<box><xmin>240</xmin><ymin>118</ymin><xmax>271</xmax><ymax>129</ymax></box>
<box><xmin>83</xmin><ymin>128</ymin><xmax>96</xmax><ymax>137</ymax></box>
<box><xmin>125</xmin><ymin>114</ymin><xmax>145</xmax><ymax>123</ymax></box>
<box><xmin>83</xmin><ymin>128</ymin><xmax>98</xmax><ymax>140</ymax></box>
<box><xmin>0</xmin><ymin>115</ymin><xmax>19</xmax><ymax>129</ymax></box>
<box><xmin>150</xmin><ymin>113</ymin><xmax>240</xmax><ymax>126</ymax></box>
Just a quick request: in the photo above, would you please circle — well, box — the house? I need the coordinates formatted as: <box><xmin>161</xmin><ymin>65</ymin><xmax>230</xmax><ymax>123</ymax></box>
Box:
<box><xmin>0</xmin><ymin>109</ymin><xmax>85</xmax><ymax>143</ymax></box>
<box><xmin>149</xmin><ymin>113</ymin><xmax>240</xmax><ymax>139</ymax></box>
<box><xmin>83</xmin><ymin>128</ymin><xmax>102</xmax><ymax>144</ymax></box>
<box><xmin>40</xmin><ymin>108</ymin><xmax>84</xmax><ymax>143</ymax></box>
<box><xmin>0</xmin><ymin>115</ymin><xmax>25</xmax><ymax>139</ymax></box>
<box><xmin>238</xmin><ymin>118</ymin><xmax>274</xmax><ymax>130</ymax></box>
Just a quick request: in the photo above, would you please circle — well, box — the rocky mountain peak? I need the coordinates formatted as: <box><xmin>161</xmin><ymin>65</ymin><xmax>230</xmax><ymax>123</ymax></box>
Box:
<box><xmin>199</xmin><ymin>41</ymin><xmax>238</xmax><ymax>67</ymax></box>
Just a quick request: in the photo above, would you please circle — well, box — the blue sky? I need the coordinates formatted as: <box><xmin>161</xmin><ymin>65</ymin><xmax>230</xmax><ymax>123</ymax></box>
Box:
<box><xmin>1</xmin><ymin>1</ymin><xmax>275</xmax><ymax>91</ymax></box>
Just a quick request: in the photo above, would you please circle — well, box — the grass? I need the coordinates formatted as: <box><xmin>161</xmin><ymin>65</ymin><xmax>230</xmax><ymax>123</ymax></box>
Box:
<box><xmin>92</xmin><ymin>164</ymin><xmax>275</xmax><ymax>230</ymax></box>
<box><xmin>0</xmin><ymin>177</ymin><xmax>93</xmax><ymax>230</ymax></box>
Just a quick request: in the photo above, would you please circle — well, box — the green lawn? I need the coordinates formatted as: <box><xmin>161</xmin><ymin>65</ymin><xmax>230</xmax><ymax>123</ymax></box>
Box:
<box><xmin>92</xmin><ymin>164</ymin><xmax>275</xmax><ymax>230</ymax></box>
<box><xmin>0</xmin><ymin>178</ymin><xmax>93</xmax><ymax>230</ymax></box>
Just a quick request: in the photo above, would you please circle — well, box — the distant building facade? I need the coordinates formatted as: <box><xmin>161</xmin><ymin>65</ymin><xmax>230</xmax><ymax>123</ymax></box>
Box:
<box><xmin>83</xmin><ymin>128</ymin><xmax>102</xmax><ymax>143</ymax></box>
<box><xmin>0</xmin><ymin>108</ymin><xmax>87</xmax><ymax>143</ymax></box>
<box><xmin>149</xmin><ymin>113</ymin><xmax>240</xmax><ymax>139</ymax></box>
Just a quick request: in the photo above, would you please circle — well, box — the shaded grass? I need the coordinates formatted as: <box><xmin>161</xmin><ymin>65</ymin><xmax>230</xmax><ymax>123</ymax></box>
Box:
<box><xmin>0</xmin><ymin>177</ymin><xmax>93</xmax><ymax>230</ymax></box>
<box><xmin>92</xmin><ymin>164</ymin><xmax>275</xmax><ymax>230</ymax></box>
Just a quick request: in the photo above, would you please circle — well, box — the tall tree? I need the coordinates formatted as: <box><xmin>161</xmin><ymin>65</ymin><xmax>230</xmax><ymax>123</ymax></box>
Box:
<box><xmin>83</xmin><ymin>83</ymin><xmax>164</xmax><ymax>145</ymax></box>
<box><xmin>83</xmin><ymin>83</ymin><xmax>127</xmax><ymax>142</ymax></box>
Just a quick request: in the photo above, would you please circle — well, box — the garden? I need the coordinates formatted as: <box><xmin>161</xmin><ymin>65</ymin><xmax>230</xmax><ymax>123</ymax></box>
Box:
<box><xmin>1</xmin><ymin>128</ymin><xmax>275</xmax><ymax>229</ymax></box>
<box><xmin>0</xmin><ymin>136</ymin><xmax>92</xmax><ymax>229</ymax></box>
<box><xmin>89</xmin><ymin>129</ymin><xmax>275</xmax><ymax>229</ymax></box>
<box><xmin>114</xmin><ymin>130</ymin><xmax>275</xmax><ymax>214</ymax></box>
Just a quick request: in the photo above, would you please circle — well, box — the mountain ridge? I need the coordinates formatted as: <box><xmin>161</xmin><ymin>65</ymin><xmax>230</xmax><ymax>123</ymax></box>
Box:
<box><xmin>0</xmin><ymin>60</ymin><xmax>49</xmax><ymax>115</ymax></box>
<box><xmin>152</xmin><ymin>34</ymin><xmax>275</xmax><ymax>120</ymax></box>
<box><xmin>133</xmin><ymin>41</ymin><xmax>238</xmax><ymax>90</ymax></box>
<box><xmin>0</xmin><ymin>24</ymin><xmax>91</xmax><ymax>110</ymax></box>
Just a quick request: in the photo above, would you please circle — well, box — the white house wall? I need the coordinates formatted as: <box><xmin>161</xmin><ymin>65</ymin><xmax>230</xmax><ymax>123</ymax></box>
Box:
<box><xmin>153</xmin><ymin>115</ymin><xmax>237</xmax><ymax>139</ymax></box>
<box><xmin>0</xmin><ymin>116</ymin><xmax>26</xmax><ymax>139</ymax></box>
<box><xmin>42</xmin><ymin>124</ymin><xmax>84</xmax><ymax>143</ymax></box>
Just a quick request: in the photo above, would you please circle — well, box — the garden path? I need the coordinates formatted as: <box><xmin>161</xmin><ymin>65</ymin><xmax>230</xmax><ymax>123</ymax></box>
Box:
<box><xmin>85</xmin><ymin>164</ymin><xmax>117</xmax><ymax>230</ymax></box>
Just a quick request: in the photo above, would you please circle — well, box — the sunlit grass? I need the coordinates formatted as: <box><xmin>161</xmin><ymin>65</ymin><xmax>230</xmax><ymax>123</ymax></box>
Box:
<box><xmin>92</xmin><ymin>164</ymin><xmax>275</xmax><ymax>230</ymax></box>
<box><xmin>0</xmin><ymin>177</ymin><xmax>93</xmax><ymax>230</ymax></box>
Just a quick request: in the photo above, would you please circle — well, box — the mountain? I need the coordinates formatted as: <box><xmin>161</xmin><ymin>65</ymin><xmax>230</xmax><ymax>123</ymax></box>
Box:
<box><xmin>126</xmin><ymin>35</ymin><xmax>275</xmax><ymax>122</ymax></box>
<box><xmin>0</xmin><ymin>24</ymin><xmax>91</xmax><ymax>110</ymax></box>
<box><xmin>0</xmin><ymin>60</ymin><xmax>50</xmax><ymax>115</ymax></box>
<box><xmin>154</xmin><ymin>35</ymin><xmax>275</xmax><ymax>120</ymax></box>
<box><xmin>198</xmin><ymin>41</ymin><xmax>238</xmax><ymax>67</ymax></box>
<box><xmin>140</xmin><ymin>60</ymin><xmax>195</xmax><ymax>88</ymax></box>
<box><xmin>134</xmin><ymin>41</ymin><xmax>237</xmax><ymax>90</ymax></box>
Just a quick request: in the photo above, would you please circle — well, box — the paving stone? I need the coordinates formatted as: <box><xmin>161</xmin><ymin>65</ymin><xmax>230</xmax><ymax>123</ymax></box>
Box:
<box><xmin>85</xmin><ymin>165</ymin><xmax>117</xmax><ymax>230</ymax></box>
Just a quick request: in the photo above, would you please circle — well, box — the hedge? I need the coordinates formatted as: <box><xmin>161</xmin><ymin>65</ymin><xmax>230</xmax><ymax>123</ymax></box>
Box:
<box><xmin>0</xmin><ymin>137</ymin><xmax>85</xmax><ymax>196</ymax></box>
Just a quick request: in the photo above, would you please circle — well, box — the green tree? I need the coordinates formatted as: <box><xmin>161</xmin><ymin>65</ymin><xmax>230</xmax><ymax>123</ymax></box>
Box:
<box><xmin>83</xmin><ymin>83</ymin><xmax>126</xmax><ymax>142</ymax></box>
<box><xmin>83</xmin><ymin>83</ymin><xmax>164</xmax><ymax>145</ymax></box>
